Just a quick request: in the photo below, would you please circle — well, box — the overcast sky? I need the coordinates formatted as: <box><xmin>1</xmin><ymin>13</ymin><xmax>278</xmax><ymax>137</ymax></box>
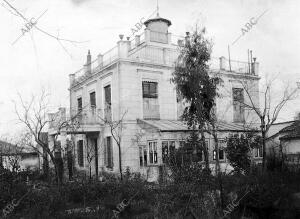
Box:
<box><xmin>0</xmin><ymin>0</ymin><xmax>299</xmax><ymax>136</ymax></box>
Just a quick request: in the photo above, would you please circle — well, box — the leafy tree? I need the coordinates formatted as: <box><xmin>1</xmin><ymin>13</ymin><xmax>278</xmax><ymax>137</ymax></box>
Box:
<box><xmin>226</xmin><ymin>133</ymin><xmax>261</xmax><ymax>173</ymax></box>
<box><xmin>171</xmin><ymin>28</ymin><xmax>220</xmax><ymax>171</ymax></box>
<box><xmin>170</xmin><ymin>129</ymin><xmax>203</xmax><ymax>168</ymax></box>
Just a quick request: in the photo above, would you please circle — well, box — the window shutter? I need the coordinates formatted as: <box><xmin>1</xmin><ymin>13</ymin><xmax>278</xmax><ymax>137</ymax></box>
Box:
<box><xmin>77</xmin><ymin>98</ymin><xmax>82</xmax><ymax>111</ymax></box>
<box><xmin>90</xmin><ymin>92</ymin><xmax>96</xmax><ymax>107</ymax></box>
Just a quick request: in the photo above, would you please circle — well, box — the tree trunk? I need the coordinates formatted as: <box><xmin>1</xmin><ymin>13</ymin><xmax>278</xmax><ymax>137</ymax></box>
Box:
<box><xmin>201</xmin><ymin>130</ymin><xmax>210</xmax><ymax>172</ymax></box>
<box><xmin>54</xmin><ymin>152</ymin><xmax>64</xmax><ymax>185</ymax></box>
<box><xmin>42</xmin><ymin>145</ymin><xmax>49</xmax><ymax>180</ymax></box>
<box><xmin>213</xmin><ymin>133</ymin><xmax>220</xmax><ymax>175</ymax></box>
<box><xmin>261</xmin><ymin>129</ymin><xmax>266</xmax><ymax>170</ymax></box>
<box><xmin>89</xmin><ymin>165</ymin><xmax>92</xmax><ymax>180</ymax></box>
<box><xmin>118</xmin><ymin>142</ymin><xmax>123</xmax><ymax>181</ymax></box>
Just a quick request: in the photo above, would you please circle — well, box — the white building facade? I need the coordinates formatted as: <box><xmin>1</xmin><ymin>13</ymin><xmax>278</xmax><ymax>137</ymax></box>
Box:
<box><xmin>49</xmin><ymin>15</ymin><xmax>261</xmax><ymax>181</ymax></box>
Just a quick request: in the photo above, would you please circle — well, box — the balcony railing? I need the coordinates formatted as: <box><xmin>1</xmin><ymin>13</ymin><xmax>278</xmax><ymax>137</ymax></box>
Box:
<box><xmin>143</xmin><ymin>102</ymin><xmax>160</xmax><ymax>120</ymax></box>
<box><xmin>209</xmin><ymin>57</ymin><xmax>256</xmax><ymax>75</ymax></box>
<box><xmin>129</xmin><ymin>46</ymin><xmax>179</xmax><ymax>66</ymax></box>
<box><xmin>72</xmin><ymin>46</ymin><xmax>118</xmax><ymax>86</ymax></box>
<box><xmin>70</xmin><ymin>108</ymin><xmax>102</xmax><ymax>126</ymax></box>
<box><xmin>70</xmin><ymin>31</ymin><xmax>258</xmax><ymax>87</ymax></box>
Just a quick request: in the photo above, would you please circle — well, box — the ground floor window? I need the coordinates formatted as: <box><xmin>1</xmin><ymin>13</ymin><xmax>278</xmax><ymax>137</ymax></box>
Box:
<box><xmin>254</xmin><ymin>145</ymin><xmax>263</xmax><ymax>158</ymax></box>
<box><xmin>139</xmin><ymin>145</ymin><xmax>148</xmax><ymax>167</ymax></box>
<box><xmin>105</xmin><ymin>137</ymin><xmax>113</xmax><ymax>169</ymax></box>
<box><xmin>178</xmin><ymin>140</ymin><xmax>207</xmax><ymax>163</ymax></box>
<box><xmin>149</xmin><ymin>141</ymin><xmax>158</xmax><ymax>164</ymax></box>
<box><xmin>213</xmin><ymin>148</ymin><xmax>225</xmax><ymax>161</ymax></box>
<box><xmin>162</xmin><ymin>140</ymin><xmax>175</xmax><ymax>163</ymax></box>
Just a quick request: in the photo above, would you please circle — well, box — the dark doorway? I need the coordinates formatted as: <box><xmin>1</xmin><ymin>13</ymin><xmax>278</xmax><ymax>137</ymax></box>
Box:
<box><xmin>94</xmin><ymin>138</ymin><xmax>98</xmax><ymax>179</ymax></box>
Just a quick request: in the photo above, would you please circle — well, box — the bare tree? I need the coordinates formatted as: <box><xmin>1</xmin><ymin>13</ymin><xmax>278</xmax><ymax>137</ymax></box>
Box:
<box><xmin>13</xmin><ymin>90</ymin><xmax>82</xmax><ymax>184</ymax></box>
<box><xmin>238</xmin><ymin>78</ymin><xmax>299</xmax><ymax>169</ymax></box>
<box><xmin>86</xmin><ymin>141</ymin><xmax>95</xmax><ymax>180</ymax></box>
<box><xmin>98</xmin><ymin>108</ymin><xmax>127</xmax><ymax>181</ymax></box>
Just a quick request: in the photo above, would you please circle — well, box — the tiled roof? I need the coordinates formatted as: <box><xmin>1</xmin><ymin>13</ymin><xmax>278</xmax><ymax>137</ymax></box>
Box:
<box><xmin>0</xmin><ymin>140</ymin><xmax>18</xmax><ymax>155</ymax></box>
<box><xmin>279</xmin><ymin>121</ymin><xmax>300</xmax><ymax>133</ymax></box>
<box><xmin>138</xmin><ymin>119</ymin><xmax>258</xmax><ymax>132</ymax></box>
<box><xmin>0</xmin><ymin>140</ymin><xmax>35</xmax><ymax>156</ymax></box>
<box><xmin>279</xmin><ymin>121</ymin><xmax>300</xmax><ymax>140</ymax></box>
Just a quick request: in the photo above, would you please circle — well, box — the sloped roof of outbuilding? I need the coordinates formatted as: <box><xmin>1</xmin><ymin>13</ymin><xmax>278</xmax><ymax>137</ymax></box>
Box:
<box><xmin>138</xmin><ymin>119</ymin><xmax>259</xmax><ymax>133</ymax></box>
<box><xmin>279</xmin><ymin>121</ymin><xmax>300</xmax><ymax>140</ymax></box>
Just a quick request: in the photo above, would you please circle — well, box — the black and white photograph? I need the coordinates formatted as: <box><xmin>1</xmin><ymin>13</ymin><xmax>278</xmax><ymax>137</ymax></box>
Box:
<box><xmin>0</xmin><ymin>0</ymin><xmax>300</xmax><ymax>218</ymax></box>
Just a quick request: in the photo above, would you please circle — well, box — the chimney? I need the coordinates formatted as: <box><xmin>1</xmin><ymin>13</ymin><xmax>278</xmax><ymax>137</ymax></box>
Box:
<box><xmin>251</xmin><ymin>58</ymin><xmax>259</xmax><ymax>75</ymax></box>
<box><xmin>219</xmin><ymin>56</ymin><xmax>226</xmax><ymax>70</ymax></box>
<box><xmin>118</xmin><ymin>34</ymin><xmax>130</xmax><ymax>58</ymax></box>
<box><xmin>84</xmin><ymin>50</ymin><xmax>92</xmax><ymax>74</ymax></box>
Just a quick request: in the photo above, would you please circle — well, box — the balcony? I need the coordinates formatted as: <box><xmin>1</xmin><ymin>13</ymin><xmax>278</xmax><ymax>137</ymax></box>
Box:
<box><xmin>209</xmin><ymin>57</ymin><xmax>259</xmax><ymax>75</ymax></box>
<box><xmin>70</xmin><ymin>46</ymin><xmax>118</xmax><ymax>87</ymax></box>
<box><xmin>143</xmin><ymin>100</ymin><xmax>160</xmax><ymax>120</ymax></box>
<box><xmin>129</xmin><ymin>44</ymin><xmax>179</xmax><ymax>66</ymax></box>
<box><xmin>68</xmin><ymin>108</ymin><xmax>103</xmax><ymax>128</ymax></box>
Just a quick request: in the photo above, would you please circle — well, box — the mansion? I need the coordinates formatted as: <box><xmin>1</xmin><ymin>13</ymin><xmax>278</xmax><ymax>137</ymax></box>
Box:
<box><xmin>48</xmin><ymin>15</ymin><xmax>261</xmax><ymax>181</ymax></box>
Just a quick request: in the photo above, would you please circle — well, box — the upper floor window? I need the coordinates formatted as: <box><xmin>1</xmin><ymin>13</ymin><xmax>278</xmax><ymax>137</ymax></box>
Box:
<box><xmin>77</xmin><ymin>97</ymin><xmax>82</xmax><ymax>112</ymax></box>
<box><xmin>104</xmin><ymin>85</ymin><xmax>111</xmax><ymax>106</ymax></box>
<box><xmin>90</xmin><ymin>91</ymin><xmax>96</xmax><ymax>108</ymax></box>
<box><xmin>143</xmin><ymin>81</ymin><xmax>159</xmax><ymax>119</ymax></box>
<box><xmin>143</xmin><ymin>81</ymin><xmax>158</xmax><ymax>98</ymax></box>
<box><xmin>104</xmin><ymin>85</ymin><xmax>111</xmax><ymax>121</ymax></box>
<box><xmin>232</xmin><ymin>88</ymin><xmax>244</xmax><ymax>123</ymax></box>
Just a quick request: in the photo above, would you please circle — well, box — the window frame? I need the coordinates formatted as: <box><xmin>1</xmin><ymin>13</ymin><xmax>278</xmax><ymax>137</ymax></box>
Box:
<box><xmin>148</xmin><ymin>141</ymin><xmax>158</xmax><ymax>164</ymax></box>
<box><xmin>254</xmin><ymin>146</ymin><xmax>263</xmax><ymax>158</ymax></box>
<box><xmin>89</xmin><ymin>91</ymin><xmax>96</xmax><ymax>108</ymax></box>
<box><xmin>213</xmin><ymin>149</ymin><xmax>225</xmax><ymax>161</ymax></box>
<box><xmin>232</xmin><ymin>87</ymin><xmax>245</xmax><ymax>123</ymax></box>
<box><xmin>104</xmin><ymin>85</ymin><xmax>111</xmax><ymax>106</ymax></box>
<box><xmin>139</xmin><ymin>145</ymin><xmax>148</xmax><ymax>167</ymax></box>
<box><xmin>162</xmin><ymin>140</ymin><xmax>176</xmax><ymax>164</ymax></box>
<box><xmin>142</xmin><ymin>81</ymin><xmax>158</xmax><ymax>99</ymax></box>
<box><xmin>77</xmin><ymin>97</ymin><xmax>83</xmax><ymax>112</ymax></box>
<box><xmin>106</xmin><ymin>136</ymin><xmax>113</xmax><ymax>169</ymax></box>
<box><xmin>77</xmin><ymin>140</ymin><xmax>84</xmax><ymax>167</ymax></box>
